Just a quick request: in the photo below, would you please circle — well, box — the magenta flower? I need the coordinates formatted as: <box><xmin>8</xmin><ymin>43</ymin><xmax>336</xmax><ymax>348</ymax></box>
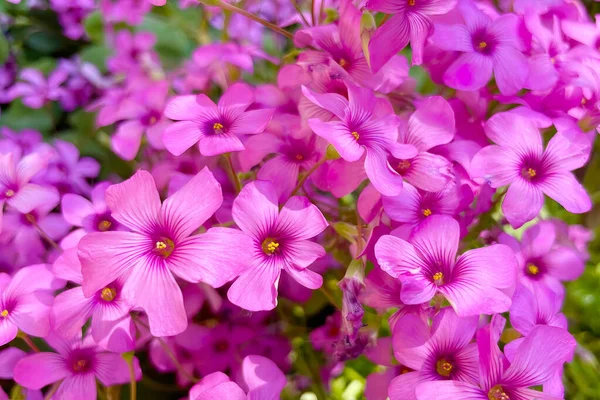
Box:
<box><xmin>60</xmin><ymin>182</ymin><xmax>120</xmax><ymax>249</ymax></box>
<box><xmin>0</xmin><ymin>265</ymin><xmax>59</xmax><ymax>346</ymax></box>
<box><xmin>417</xmin><ymin>316</ymin><xmax>576</xmax><ymax>400</ymax></box>
<box><xmin>0</xmin><ymin>347</ymin><xmax>41</xmax><ymax>399</ymax></box>
<box><xmin>107</xmin><ymin>31</ymin><xmax>159</xmax><ymax>74</ymax></box>
<box><xmin>162</xmin><ymin>83</ymin><xmax>274</xmax><ymax>157</ymax></box>
<box><xmin>227</xmin><ymin>181</ymin><xmax>328</xmax><ymax>311</ymax></box>
<box><xmin>388</xmin><ymin>309</ymin><xmax>479</xmax><ymax>400</ymax></box>
<box><xmin>51</xmin><ymin>249</ymin><xmax>135</xmax><ymax>353</ymax></box>
<box><xmin>510</xmin><ymin>284</ymin><xmax>567</xmax><ymax>337</ymax></box>
<box><xmin>303</xmin><ymin>83</ymin><xmax>417</xmax><ymax>196</ymax></box>
<box><xmin>195</xmin><ymin>323</ymin><xmax>255</xmax><ymax>376</ymax></box>
<box><xmin>498</xmin><ymin>221</ymin><xmax>585</xmax><ymax>293</ymax></box>
<box><xmin>78</xmin><ymin>168</ymin><xmax>252</xmax><ymax>336</ymax></box>
<box><xmin>14</xmin><ymin>334</ymin><xmax>141</xmax><ymax>400</ymax></box>
<box><xmin>431</xmin><ymin>0</ymin><xmax>528</xmax><ymax>95</ymax></box>
<box><xmin>471</xmin><ymin>113</ymin><xmax>592</xmax><ymax>229</ymax></box>
<box><xmin>366</xmin><ymin>0</ymin><xmax>457</xmax><ymax>71</ymax></box>
<box><xmin>0</xmin><ymin>151</ymin><xmax>59</xmax><ymax>232</ymax></box>
<box><xmin>390</xmin><ymin>96</ymin><xmax>456</xmax><ymax>192</ymax></box>
<box><xmin>190</xmin><ymin>355</ymin><xmax>286</xmax><ymax>400</ymax></box>
<box><xmin>375</xmin><ymin>215</ymin><xmax>517</xmax><ymax>316</ymax></box>
<box><xmin>7</xmin><ymin>68</ymin><xmax>65</xmax><ymax>109</ymax></box>
<box><xmin>111</xmin><ymin>81</ymin><xmax>171</xmax><ymax>160</ymax></box>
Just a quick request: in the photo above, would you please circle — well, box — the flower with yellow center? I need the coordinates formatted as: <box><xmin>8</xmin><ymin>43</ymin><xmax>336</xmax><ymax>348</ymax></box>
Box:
<box><xmin>436</xmin><ymin>359</ymin><xmax>453</xmax><ymax>377</ymax></box>
<box><xmin>527</xmin><ymin>264</ymin><xmax>539</xmax><ymax>276</ymax></box>
<box><xmin>262</xmin><ymin>238</ymin><xmax>280</xmax><ymax>255</ymax></box>
<box><xmin>351</xmin><ymin>131</ymin><xmax>360</xmax><ymax>140</ymax></box>
<box><xmin>213</xmin><ymin>122</ymin><xmax>224</xmax><ymax>134</ymax></box>
<box><xmin>154</xmin><ymin>238</ymin><xmax>175</xmax><ymax>258</ymax></box>
<box><xmin>339</xmin><ymin>58</ymin><xmax>348</xmax><ymax>68</ymax></box>
<box><xmin>422</xmin><ymin>208</ymin><xmax>432</xmax><ymax>217</ymax></box>
<box><xmin>479</xmin><ymin>41</ymin><xmax>488</xmax><ymax>49</ymax></box>
<box><xmin>100</xmin><ymin>287</ymin><xmax>117</xmax><ymax>302</ymax></box>
<box><xmin>433</xmin><ymin>272</ymin><xmax>444</xmax><ymax>285</ymax></box>
<box><xmin>5</xmin><ymin>189</ymin><xmax>14</xmax><ymax>198</ymax></box>
<box><xmin>0</xmin><ymin>309</ymin><xmax>8</xmax><ymax>318</ymax></box>
<box><xmin>527</xmin><ymin>168</ymin><xmax>536</xmax><ymax>178</ymax></box>
<box><xmin>98</xmin><ymin>220</ymin><xmax>112</xmax><ymax>231</ymax></box>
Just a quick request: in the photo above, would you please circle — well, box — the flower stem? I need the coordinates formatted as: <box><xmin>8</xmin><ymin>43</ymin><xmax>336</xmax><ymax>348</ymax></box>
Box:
<box><xmin>44</xmin><ymin>381</ymin><xmax>61</xmax><ymax>400</ymax></box>
<box><xmin>127</xmin><ymin>359</ymin><xmax>137</xmax><ymax>400</ymax></box>
<box><xmin>18</xmin><ymin>331</ymin><xmax>40</xmax><ymax>352</ymax></box>
<box><xmin>197</xmin><ymin>0</ymin><xmax>294</xmax><ymax>40</ymax></box>
<box><xmin>223</xmin><ymin>153</ymin><xmax>242</xmax><ymax>194</ymax></box>
<box><xmin>25</xmin><ymin>213</ymin><xmax>60</xmax><ymax>251</ymax></box>
<box><xmin>290</xmin><ymin>155</ymin><xmax>327</xmax><ymax>197</ymax></box>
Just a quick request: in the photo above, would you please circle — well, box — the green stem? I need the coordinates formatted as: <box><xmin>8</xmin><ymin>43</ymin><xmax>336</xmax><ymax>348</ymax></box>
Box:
<box><xmin>290</xmin><ymin>155</ymin><xmax>327</xmax><ymax>197</ymax></box>
<box><xmin>223</xmin><ymin>153</ymin><xmax>242</xmax><ymax>194</ymax></box>
<box><xmin>18</xmin><ymin>331</ymin><xmax>40</xmax><ymax>352</ymax></box>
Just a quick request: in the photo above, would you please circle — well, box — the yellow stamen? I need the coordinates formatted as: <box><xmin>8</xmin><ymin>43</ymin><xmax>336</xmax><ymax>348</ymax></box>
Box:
<box><xmin>397</xmin><ymin>160</ymin><xmax>411</xmax><ymax>171</ymax></box>
<box><xmin>436</xmin><ymin>359</ymin><xmax>453</xmax><ymax>377</ymax></box>
<box><xmin>156</xmin><ymin>241</ymin><xmax>167</xmax><ymax>249</ymax></box>
<box><xmin>154</xmin><ymin>238</ymin><xmax>175</xmax><ymax>258</ymax></box>
<box><xmin>98</xmin><ymin>220</ymin><xmax>112</xmax><ymax>231</ymax></box>
<box><xmin>400</xmin><ymin>367</ymin><xmax>411</xmax><ymax>375</ymax></box>
<box><xmin>422</xmin><ymin>208</ymin><xmax>432</xmax><ymax>217</ymax></box>
<box><xmin>527</xmin><ymin>264</ymin><xmax>539</xmax><ymax>276</ymax></box>
<box><xmin>433</xmin><ymin>272</ymin><xmax>444</xmax><ymax>285</ymax></box>
<box><xmin>73</xmin><ymin>359</ymin><xmax>87</xmax><ymax>372</ymax></box>
<box><xmin>149</xmin><ymin>116</ymin><xmax>158</xmax><ymax>125</ymax></box>
<box><xmin>295</xmin><ymin>154</ymin><xmax>304</xmax><ymax>161</ymax></box>
<box><xmin>351</xmin><ymin>131</ymin><xmax>360</xmax><ymax>140</ymax></box>
<box><xmin>262</xmin><ymin>238</ymin><xmax>280</xmax><ymax>255</ymax></box>
<box><xmin>478</xmin><ymin>41</ymin><xmax>488</xmax><ymax>49</ymax></box>
<box><xmin>100</xmin><ymin>287</ymin><xmax>117</xmax><ymax>302</ymax></box>
<box><xmin>408</xmin><ymin>0</ymin><xmax>416</xmax><ymax>5</ymax></box>
<box><xmin>213</xmin><ymin>122</ymin><xmax>224</xmax><ymax>133</ymax></box>
<box><xmin>527</xmin><ymin>168</ymin><xmax>536</xmax><ymax>178</ymax></box>
<box><xmin>0</xmin><ymin>309</ymin><xmax>8</xmax><ymax>318</ymax></box>
<box><xmin>339</xmin><ymin>58</ymin><xmax>348</xmax><ymax>67</ymax></box>
<box><xmin>488</xmin><ymin>385</ymin><xmax>511</xmax><ymax>400</ymax></box>
<box><xmin>581</xmin><ymin>98</ymin><xmax>587</xmax><ymax>105</ymax></box>
<box><xmin>5</xmin><ymin>189</ymin><xmax>14</xmax><ymax>198</ymax></box>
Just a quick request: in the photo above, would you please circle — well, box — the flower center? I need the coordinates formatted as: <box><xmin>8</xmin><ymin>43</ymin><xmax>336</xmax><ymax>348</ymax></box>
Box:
<box><xmin>72</xmin><ymin>359</ymin><xmax>88</xmax><ymax>372</ymax></box>
<box><xmin>422</xmin><ymin>208</ymin><xmax>432</xmax><ymax>217</ymax></box>
<box><xmin>154</xmin><ymin>238</ymin><xmax>175</xmax><ymax>258</ymax></box>
<box><xmin>100</xmin><ymin>287</ymin><xmax>117</xmax><ymax>302</ymax></box>
<box><xmin>262</xmin><ymin>238</ymin><xmax>280</xmax><ymax>255</ymax></box>
<box><xmin>527</xmin><ymin>264</ymin><xmax>539</xmax><ymax>276</ymax></box>
<box><xmin>214</xmin><ymin>340</ymin><xmax>229</xmax><ymax>352</ymax></box>
<box><xmin>488</xmin><ymin>385</ymin><xmax>510</xmax><ymax>400</ymax></box>
<box><xmin>98</xmin><ymin>220</ymin><xmax>112</xmax><ymax>231</ymax></box>
<box><xmin>478</xmin><ymin>41</ymin><xmax>487</xmax><ymax>49</ymax></box>
<box><xmin>149</xmin><ymin>116</ymin><xmax>157</xmax><ymax>125</ymax></box>
<box><xmin>0</xmin><ymin>309</ymin><xmax>8</xmax><ymax>318</ymax></box>
<box><xmin>213</xmin><ymin>122</ymin><xmax>224</xmax><ymax>134</ymax></box>
<box><xmin>396</xmin><ymin>160</ymin><xmax>411</xmax><ymax>172</ymax></box>
<box><xmin>408</xmin><ymin>0</ymin><xmax>415</xmax><ymax>5</ymax></box>
<box><xmin>351</xmin><ymin>131</ymin><xmax>359</xmax><ymax>140</ymax></box>
<box><xmin>339</xmin><ymin>58</ymin><xmax>349</xmax><ymax>68</ymax></box>
<box><xmin>295</xmin><ymin>154</ymin><xmax>304</xmax><ymax>161</ymax></box>
<box><xmin>436</xmin><ymin>358</ymin><xmax>453</xmax><ymax>377</ymax></box>
<box><xmin>5</xmin><ymin>189</ymin><xmax>14</xmax><ymax>198</ymax></box>
<box><xmin>433</xmin><ymin>272</ymin><xmax>444</xmax><ymax>285</ymax></box>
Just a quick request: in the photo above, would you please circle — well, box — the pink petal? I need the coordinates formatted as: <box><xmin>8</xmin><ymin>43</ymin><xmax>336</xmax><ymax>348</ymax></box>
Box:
<box><xmin>7</xmin><ymin>184</ymin><xmax>59</xmax><ymax>214</ymax></box>
<box><xmin>484</xmin><ymin>112</ymin><xmax>543</xmax><ymax>155</ymax></box>
<box><xmin>403</xmin><ymin>152</ymin><xmax>453</xmax><ymax>193</ymax></box>
<box><xmin>368</xmin><ymin>14</ymin><xmax>410</xmax><ymax>73</ymax></box>
<box><xmin>444</xmin><ymin>52</ymin><xmax>493</xmax><ymax>92</ymax></box>
<box><xmin>284</xmin><ymin>240</ymin><xmax>326</xmax><ymax>269</ymax></box>
<box><xmin>415</xmin><ymin>381</ymin><xmax>486</xmax><ymax>400</ymax></box>
<box><xmin>79</xmin><ymin>231</ymin><xmax>149</xmax><ymax>297</ymax></box>
<box><xmin>430</xmin><ymin>23</ymin><xmax>473</xmax><ymax>52</ymax></box>
<box><xmin>91</xmin><ymin>310</ymin><xmax>135</xmax><ymax>353</ymax></box>
<box><xmin>123</xmin><ymin>261</ymin><xmax>187</xmax><ymax>337</ymax></box>
<box><xmin>307</xmin><ymin>119</ymin><xmax>364</xmax><ymax>162</ymax></box>
<box><xmin>470</xmin><ymin>145</ymin><xmax>520</xmax><ymax>187</ymax></box>
<box><xmin>50</xmin><ymin>287</ymin><xmax>94</xmax><ymax>339</ymax></box>
<box><xmin>13</xmin><ymin>353</ymin><xmax>69</xmax><ymax>389</ymax></box>
<box><xmin>199</xmin><ymin>131</ymin><xmax>245</xmax><ymax>156</ymax></box>
<box><xmin>544</xmin><ymin>247</ymin><xmax>585</xmax><ymax>281</ymax></box>
<box><xmin>61</xmin><ymin>194</ymin><xmax>94</xmax><ymax>226</ymax></box>
<box><xmin>218</xmin><ymin>82</ymin><xmax>254</xmax><ymax>111</ymax></box>
<box><xmin>300</xmin><ymin>86</ymin><xmax>348</xmax><ymax>120</ymax></box>
<box><xmin>284</xmin><ymin>265</ymin><xmax>323</xmax><ymax>290</ymax></box>
<box><xmin>543</xmin><ymin>130</ymin><xmax>591</xmax><ymax>173</ymax></box>
<box><xmin>10</xmin><ymin>292</ymin><xmax>53</xmax><ymax>338</ymax></box>
<box><xmin>164</xmin><ymin>94</ymin><xmax>215</xmax><ymax>120</ymax></box>
<box><xmin>410</xmin><ymin>215</ymin><xmax>459</xmax><ymax>269</ymax></box>
<box><xmin>257</xmin><ymin>156</ymin><xmax>299</xmax><ymax>201</ymax></box>
<box><xmin>243</xmin><ymin>355</ymin><xmax>287</xmax><ymax>400</ymax></box>
<box><xmin>525</xmin><ymin>54</ymin><xmax>558</xmax><ymax>92</ymax></box>
<box><xmin>276</xmin><ymin>196</ymin><xmax>328</xmax><ymax>240</ymax></box>
<box><xmin>502</xmin><ymin>179</ymin><xmax>544</xmax><ymax>229</ymax></box>
<box><xmin>96</xmin><ymin>353</ymin><xmax>140</xmax><ymax>386</ymax></box>
<box><xmin>375</xmin><ymin>235</ymin><xmax>427</xmax><ymax>278</ymax></box>
<box><xmin>382</xmin><ymin>183</ymin><xmax>421</xmax><ymax>224</ymax></box>
<box><xmin>392</xmin><ymin>313</ymin><xmax>431</xmax><ymax>370</ymax></box>
<box><xmin>0</xmin><ymin>320</ymin><xmax>18</xmax><ymax>346</ymax></box>
<box><xmin>53</xmin><ymin>375</ymin><xmax>96</xmax><ymax>400</ymax></box>
<box><xmin>111</xmin><ymin>120</ymin><xmax>145</xmax><ymax>161</ymax></box>
<box><xmin>477</xmin><ymin>314</ymin><xmax>508</xmax><ymax>391</ymax></box>
<box><xmin>400</xmin><ymin>274</ymin><xmax>437</xmax><ymax>304</ymax></box>
<box><xmin>162</xmin><ymin>121</ymin><xmax>203</xmax><ymax>156</ymax></box>
<box><xmin>105</xmin><ymin>170</ymin><xmax>161</xmax><ymax>234</ymax></box>
<box><xmin>52</xmin><ymin>248</ymin><xmax>83</xmax><ymax>283</ymax></box>
<box><xmin>161</xmin><ymin>167</ymin><xmax>222</xmax><ymax>240</ymax></box>
<box><xmin>232</xmin><ymin>181</ymin><xmax>279</xmax><ymax>239</ymax></box>
<box><xmin>229</xmin><ymin>109</ymin><xmax>274</xmax><ymax>136</ymax></box>
<box><xmin>6</xmin><ymin>264</ymin><xmax>61</xmax><ymax>297</ymax></box>
<box><xmin>16</xmin><ymin>152</ymin><xmax>49</xmax><ymax>184</ymax></box>
<box><xmin>364</xmin><ymin>148</ymin><xmax>404</xmax><ymax>196</ymax></box>
<box><xmin>228</xmin><ymin>261</ymin><xmax>281</xmax><ymax>311</ymax></box>
<box><xmin>406</xmin><ymin>96</ymin><xmax>455</xmax><ymax>151</ymax></box>
<box><xmin>407</xmin><ymin>12</ymin><xmax>433</xmax><ymax>66</ymax></box>
<box><xmin>539</xmin><ymin>172</ymin><xmax>591</xmax><ymax>214</ymax></box>
<box><xmin>168</xmin><ymin>227</ymin><xmax>253</xmax><ymax>287</ymax></box>
<box><xmin>492</xmin><ymin>45</ymin><xmax>528</xmax><ymax>96</ymax></box>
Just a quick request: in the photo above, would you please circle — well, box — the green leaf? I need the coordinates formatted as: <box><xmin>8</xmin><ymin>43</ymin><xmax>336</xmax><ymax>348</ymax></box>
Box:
<box><xmin>138</xmin><ymin>15</ymin><xmax>192</xmax><ymax>69</ymax></box>
<box><xmin>80</xmin><ymin>45</ymin><xmax>111</xmax><ymax>73</ymax></box>
<box><xmin>0</xmin><ymin>101</ymin><xmax>53</xmax><ymax>133</ymax></box>
<box><xmin>0</xmin><ymin>33</ymin><xmax>9</xmax><ymax>65</ymax></box>
<box><xmin>83</xmin><ymin>11</ymin><xmax>104</xmax><ymax>43</ymax></box>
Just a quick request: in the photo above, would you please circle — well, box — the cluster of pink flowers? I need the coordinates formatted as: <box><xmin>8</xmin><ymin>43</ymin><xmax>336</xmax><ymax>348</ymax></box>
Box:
<box><xmin>0</xmin><ymin>0</ymin><xmax>598</xmax><ymax>399</ymax></box>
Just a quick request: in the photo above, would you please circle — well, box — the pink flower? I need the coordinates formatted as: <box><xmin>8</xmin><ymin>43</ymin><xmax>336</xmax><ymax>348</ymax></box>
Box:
<box><xmin>388</xmin><ymin>309</ymin><xmax>479</xmax><ymax>400</ymax></box>
<box><xmin>0</xmin><ymin>265</ymin><xmax>60</xmax><ymax>346</ymax></box>
<box><xmin>510</xmin><ymin>284</ymin><xmax>567</xmax><ymax>337</ymax></box>
<box><xmin>303</xmin><ymin>82</ymin><xmax>417</xmax><ymax>196</ymax></box>
<box><xmin>78</xmin><ymin>169</ymin><xmax>252</xmax><ymax>336</ymax></box>
<box><xmin>431</xmin><ymin>0</ymin><xmax>528</xmax><ymax>95</ymax></box>
<box><xmin>227</xmin><ymin>181</ymin><xmax>328</xmax><ymax>311</ymax></box>
<box><xmin>366</xmin><ymin>0</ymin><xmax>457</xmax><ymax>70</ymax></box>
<box><xmin>190</xmin><ymin>355</ymin><xmax>286</xmax><ymax>400</ymax></box>
<box><xmin>0</xmin><ymin>152</ymin><xmax>59</xmax><ymax>232</ymax></box>
<box><xmin>375</xmin><ymin>215</ymin><xmax>517</xmax><ymax>316</ymax></box>
<box><xmin>14</xmin><ymin>334</ymin><xmax>142</xmax><ymax>400</ymax></box>
<box><xmin>163</xmin><ymin>83</ymin><xmax>274</xmax><ymax>157</ymax></box>
<box><xmin>471</xmin><ymin>113</ymin><xmax>592</xmax><ymax>228</ymax></box>
<box><xmin>7</xmin><ymin>68</ymin><xmax>66</xmax><ymax>109</ymax></box>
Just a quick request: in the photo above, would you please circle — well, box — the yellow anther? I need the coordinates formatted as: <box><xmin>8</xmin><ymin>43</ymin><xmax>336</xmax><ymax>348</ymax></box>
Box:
<box><xmin>351</xmin><ymin>131</ymin><xmax>360</xmax><ymax>140</ymax></box>
<box><xmin>262</xmin><ymin>238</ymin><xmax>280</xmax><ymax>255</ymax></box>
<box><xmin>527</xmin><ymin>264</ymin><xmax>539</xmax><ymax>276</ymax></box>
<box><xmin>397</xmin><ymin>160</ymin><xmax>411</xmax><ymax>171</ymax></box>
<box><xmin>98</xmin><ymin>220</ymin><xmax>112</xmax><ymax>231</ymax></box>
<box><xmin>478</xmin><ymin>41</ymin><xmax>488</xmax><ymax>49</ymax></box>
<box><xmin>0</xmin><ymin>309</ymin><xmax>8</xmax><ymax>318</ymax></box>
<box><xmin>436</xmin><ymin>359</ymin><xmax>453</xmax><ymax>377</ymax></box>
<box><xmin>149</xmin><ymin>116</ymin><xmax>158</xmax><ymax>125</ymax></box>
<box><xmin>433</xmin><ymin>272</ymin><xmax>444</xmax><ymax>285</ymax></box>
<box><xmin>408</xmin><ymin>0</ymin><xmax>416</xmax><ymax>5</ymax></box>
<box><xmin>488</xmin><ymin>385</ymin><xmax>511</xmax><ymax>400</ymax></box>
<box><xmin>295</xmin><ymin>154</ymin><xmax>304</xmax><ymax>161</ymax></box>
<box><xmin>213</xmin><ymin>122</ymin><xmax>224</xmax><ymax>132</ymax></box>
<box><xmin>154</xmin><ymin>238</ymin><xmax>175</xmax><ymax>258</ymax></box>
<box><xmin>156</xmin><ymin>241</ymin><xmax>167</xmax><ymax>249</ymax></box>
<box><xmin>581</xmin><ymin>98</ymin><xmax>587</xmax><ymax>105</ymax></box>
<box><xmin>527</xmin><ymin>168</ymin><xmax>536</xmax><ymax>178</ymax></box>
<box><xmin>100</xmin><ymin>287</ymin><xmax>116</xmax><ymax>302</ymax></box>
<box><xmin>73</xmin><ymin>359</ymin><xmax>87</xmax><ymax>372</ymax></box>
<box><xmin>5</xmin><ymin>189</ymin><xmax>14</xmax><ymax>198</ymax></box>
<box><xmin>422</xmin><ymin>208</ymin><xmax>432</xmax><ymax>217</ymax></box>
<box><xmin>550</xmin><ymin>57</ymin><xmax>556</xmax><ymax>64</ymax></box>
<box><xmin>339</xmin><ymin>58</ymin><xmax>348</xmax><ymax>67</ymax></box>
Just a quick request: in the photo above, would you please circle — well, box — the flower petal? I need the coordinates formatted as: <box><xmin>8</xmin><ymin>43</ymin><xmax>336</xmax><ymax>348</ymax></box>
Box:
<box><xmin>368</xmin><ymin>14</ymin><xmax>410</xmax><ymax>73</ymax></box>
<box><xmin>243</xmin><ymin>355</ymin><xmax>287</xmax><ymax>400</ymax></box>
<box><xmin>13</xmin><ymin>353</ymin><xmax>69</xmax><ymax>390</ymax></box>
<box><xmin>276</xmin><ymin>196</ymin><xmax>328</xmax><ymax>240</ymax></box>
<box><xmin>538</xmin><ymin>172</ymin><xmax>591</xmax><ymax>214</ymax></box>
<box><xmin>162</xmin><ymin>121</ymin><xmax>203</xmax><ymax>156</ymax></box>
<box><xmin>502</xmin><ymin>179</ymin><xmax>544</xmax><ymax>229</ymax></box>
<box><xmin>492</xmin><ymin>45</ymin><xmax>528</xmax><ymax>96</ymax></box>
<box><xmin>228</xmin><ymin>261</ymin><xmax>281</xmax><ymax>312</ymax></box>
<box><xmin>444</xmin><ymin>52</ymin><xmax>493</xmax><ymax>92</ymax></box>
<box><xmin>232</xmin><ymin>181</ymin><xmax>279</xmax><ymax>239</ymax></box>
